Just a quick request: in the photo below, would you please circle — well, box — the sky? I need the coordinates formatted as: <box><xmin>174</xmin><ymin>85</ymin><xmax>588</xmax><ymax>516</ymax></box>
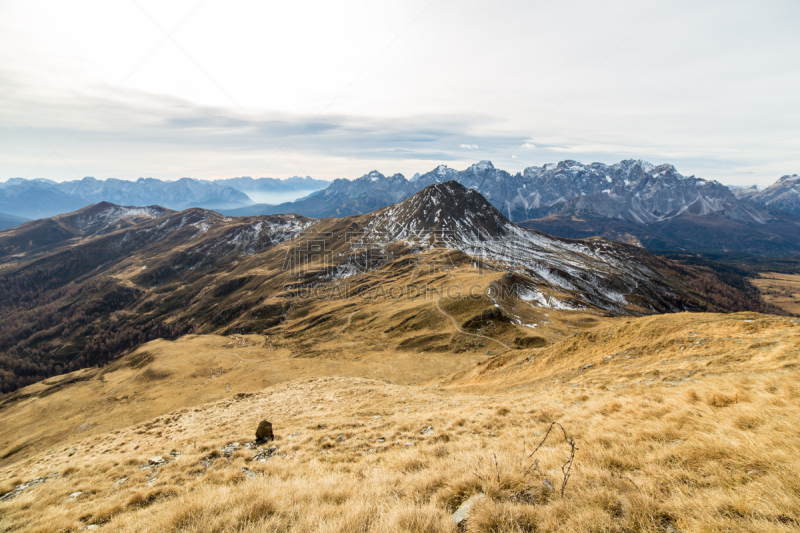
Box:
<box><xmin>1</xmin><ymin>0</ymin><xmax>799</xmax><ymax>186</ymax></box>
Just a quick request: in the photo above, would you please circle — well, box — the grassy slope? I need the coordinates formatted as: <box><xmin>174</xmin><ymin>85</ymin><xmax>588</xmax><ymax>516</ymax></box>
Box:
<box><xmin>1</xmin><ymin>312</ymin><xmax>799</xmax><ymax>532</ymax></box>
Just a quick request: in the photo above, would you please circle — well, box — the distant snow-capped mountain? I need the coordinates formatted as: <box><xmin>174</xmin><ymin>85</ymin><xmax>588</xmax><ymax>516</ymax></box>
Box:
<box><xmin>227</xmin><ymin>159</ymin><xmax>772</xmax><ymax>224</ymax></box>
<box><xmin>733</xmin><ymin>174</ymin><xmax>800</xmax><ymax>217</ymax></box>
<box><xmin>218</xmin><ymin>159</ymin><xmax>800</xmax><ymax>255</ymax></box>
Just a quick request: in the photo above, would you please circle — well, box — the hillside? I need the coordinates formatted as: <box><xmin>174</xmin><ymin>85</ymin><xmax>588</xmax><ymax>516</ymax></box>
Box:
<box><xmin>0</xmin><ymin>183</ymin><xmax>781</xmax><ymax>393</ymax></box>
<box><xmin>1</xmin><ymin>313</ymin><xmax>798</xmax><ymax>532</ymax></box>
<box><xmin>0</xmin><ymin>213</ymin><xmax>27</xmax><ymax>231</ymax></box>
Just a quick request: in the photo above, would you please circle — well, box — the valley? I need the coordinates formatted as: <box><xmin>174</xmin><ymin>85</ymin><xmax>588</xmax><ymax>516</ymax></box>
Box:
<box><xmin>753</xmin><ymin>272</ymin><xmax>800</xmax><ymax>315</ymax></box>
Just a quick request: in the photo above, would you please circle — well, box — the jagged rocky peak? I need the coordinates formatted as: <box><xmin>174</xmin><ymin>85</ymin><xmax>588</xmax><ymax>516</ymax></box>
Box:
<box><xmin>365</xmin><ymin>181</ymin><xmax>510</xmax><ymax>242</ymax></box>
<box><xmin>733</xmin><ymin>173</ymin><xmax>800</xmax><ymax>217</ymax></box>
<box><xmin>468</xmin><ymin>160</ymin><xmax>495</xmax><ymax>173</ymax></box>
<box><xmin>360</xmin><ymin>170</ymin><xmax>386</xmax><ymax>182</ymax></box>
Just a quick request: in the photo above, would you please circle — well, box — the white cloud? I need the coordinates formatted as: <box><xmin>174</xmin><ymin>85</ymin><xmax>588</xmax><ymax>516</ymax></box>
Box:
<box><xmin>521</xmin><ymin>143</ymin><xmax>536</xmax><ymax>150</ymax></box>
<box><xmin>459</xmin><ymin>144</ymin><xmax>479</xmax><ymax>150</ymax></box>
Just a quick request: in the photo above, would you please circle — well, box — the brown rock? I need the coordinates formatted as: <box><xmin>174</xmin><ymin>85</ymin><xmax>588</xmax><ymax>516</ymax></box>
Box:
<box><xmin>256</xmin><ymin>420</ymin><xmax>274</xmax><ymax>441</ymax></box>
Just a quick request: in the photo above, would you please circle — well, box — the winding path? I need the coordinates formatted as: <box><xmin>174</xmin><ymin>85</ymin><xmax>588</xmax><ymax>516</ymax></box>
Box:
<box><xmin>331</xmin><ymin>310</ymin><xmax>362</xmax><ymax>339</ymax></box>
<box><xmin>433</xmin><ymin>297</ymin><xmax>513</xmax><ymax>352</ymax></box>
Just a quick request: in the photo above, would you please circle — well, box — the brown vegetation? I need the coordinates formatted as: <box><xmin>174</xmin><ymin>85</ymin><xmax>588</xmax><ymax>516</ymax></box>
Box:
<box><xmin>0</xmin><ymin>313</ymin><xmax>798</xmax><ymax>532</ymax></box>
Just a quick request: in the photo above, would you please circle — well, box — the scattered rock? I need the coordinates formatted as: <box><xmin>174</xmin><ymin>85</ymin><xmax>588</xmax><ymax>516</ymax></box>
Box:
<box><xmin>68</xmin><ymin>448</ymin><xmax>77</xmax><ymax>457</ymax></box>
<box><xmin>337</xmin><ymin>435</ymin><xmax>345</xmax><ymax>442</ymax></box>
<box><xmin>66</xmin><ymin>491</ymin><xmax>82</xmax><ymax>502</ymax></box>
<box><xmin>404</xmin><ymin>442</ymin><xmax>415</xmax><ymax>446</ymax></box>
<box><xmin>253</xmin><ymin>445</ymin><xmax>277</xmax><ymax>463</ymax></box>
<box><xmin>321</xmin><ymin>436</ymin><xmax>331</xmax><ymax>442</ymax></box>
<box><xmin>375</xmin><ymin>438</ymin><xmax>385</xmax><ymax>443</ymax></box>
<box><xmin>86</xmin><ymin>525</ymin><xmax>99</xmax><ymax>531</ymax></box>
<box><xmin>241</xmin><ymin>467</ymin><xmax>257</xmax><ymax>479</ymax></box>
<box><xmin>0</xmin><ymin>474</ymin><xmax>59</xmax><ymax>502</ymax></box>
<box><xmin>452</xmin><ymin>493</ymin><xmax>485</xmax><ymax>526</ymax></box>
<box><xmin>543</xmin><ymin>478</ymin><xmax>555</xmax><ymax>491</ymax></box>
<box><xmin>256</xmin><ymin>420</ymin><xmax>274</xmax><ymax>442</ymax></box>
<box><xmin>149</xmin><ymin>456</ymin><xmax>165</xmax><ymax>465</ymax></box>
<box><xmin>583</xmin><ymin>363</ymin><xmax>594</xmax><ymax>370</ymax></box>
<box><xmin>420</xmin><ymin>426</ymin><xmax>434</xmax><ymax>435</ymax></box>
<box><xmin>113</xmin><ymin>477</ymin><xmax>128</xmax><ymax>487</ymax></box>
<box><xmin>221</xmin><ymin>442</ymin><xmax>241</xmax><ymax>457</ymax></box>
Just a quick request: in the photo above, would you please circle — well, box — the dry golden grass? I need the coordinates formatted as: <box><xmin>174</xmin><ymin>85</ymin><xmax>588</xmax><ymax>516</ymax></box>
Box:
<box><xmin>1</xmin><ymin>312</ymin><xmax>799</xmax><ymax>532</ymax></box>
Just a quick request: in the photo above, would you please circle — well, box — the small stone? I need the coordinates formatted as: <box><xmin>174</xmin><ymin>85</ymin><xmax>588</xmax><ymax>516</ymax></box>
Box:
<box><xmin>148</xmin><ymin>456</ymin><xmax>164</xmax><ymax>465</ymax></box>
<box><xmin>420</xmin><ymin>426</ymin><xmax>434</xmax><ymax>435</ymax></box>
<box><xmin>404</xmin><ymin>442</ymin><xmax>415</xmax><ymax>446</ymax></box>
<box><xmin>87</xmin><ymin>526</ymin><xmax>99</xmax><ymax>530</ymax></box>
<box><xmin>256</xmin><ymin>420</ymin><xmax>274</xmax><ymax>442</ymax></box>
<box><xmin>452</xmin><ymin>493</ymin><xmax>485</xmax><ymax>525</ymax></box>
<box><xmin>543</xmin><ymin>478</ymin><xmax>554</xmax><ymax>491</ymax></box>
<box><xmin>66</xmin><ymin>491</ymin><xmax>82</xmax><ymax>501</ymax></box>
<box><xmin>113</xmin><ymin>477</ymin><xmax>128</xmax><ymax>487</ymax></box>
<box><xmin>583</xmin><ymin>363</ymin><xmax>594</xmax><ymax>370</ymax></box>
<box><xmin>337</xmin><ymin>435</ymin><xmax>345</xmax><ymax>442</ymax></box>
<box><xmin>68</xmin><ymin>448</ymin><xmax>77</xmax><ymax>457</ymax></box>
<box><xmin>375</xmin><ymin>438</ymin><xmax>385</xmax><ymax>443</ymax></box>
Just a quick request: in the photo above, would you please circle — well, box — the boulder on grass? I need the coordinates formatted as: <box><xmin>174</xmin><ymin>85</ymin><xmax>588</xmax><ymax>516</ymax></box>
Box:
<box><xmin>256</xmin><ymin>420</ymin><xmax>274</xmax><ymax>442</ymax></box>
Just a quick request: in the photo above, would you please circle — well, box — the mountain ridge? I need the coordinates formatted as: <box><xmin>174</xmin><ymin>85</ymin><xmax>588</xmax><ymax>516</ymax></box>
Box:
<box><xmin>221</xmin><ymin>160</ymin><xmax>800</xmax><ymax>255</ymax></box>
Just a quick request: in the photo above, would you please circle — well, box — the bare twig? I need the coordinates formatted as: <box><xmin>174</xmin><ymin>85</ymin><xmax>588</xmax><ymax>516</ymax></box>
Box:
<box><xmin>526</xmin><ymin>421</ymin><xmax>578</xmax><ymax>497</ymax></box>
<box><xmin>611</xmin><ymin>472</ymin><xmax>641</xmax><ymax>492</ymax></box>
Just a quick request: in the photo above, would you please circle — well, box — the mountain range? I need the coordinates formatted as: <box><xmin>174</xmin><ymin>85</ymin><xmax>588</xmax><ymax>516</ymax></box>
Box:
<box><xmin>4</xmin><ymin>160</ymin><xmax>800</xmax><ymax>255</ymax></box>
<box><xmin>0</xmin><ymin>182</ymin><xmax>778</xmax><ymax>393</ymax></box>
<box><xmin>221</xmin><ymin>160</ymin><xmax>800</xmax><ymax>255</ymax></box>
<box><xmin>0</xmin><ymin>176</ymin><xmax>329</xmax><ymax>220</ymax></box>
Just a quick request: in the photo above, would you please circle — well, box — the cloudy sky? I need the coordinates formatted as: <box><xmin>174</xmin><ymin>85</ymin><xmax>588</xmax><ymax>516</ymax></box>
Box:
<box><xmin>1</xmin><ymin>0</ymin><xmax>799</xmax><ymax>185</ymax></box>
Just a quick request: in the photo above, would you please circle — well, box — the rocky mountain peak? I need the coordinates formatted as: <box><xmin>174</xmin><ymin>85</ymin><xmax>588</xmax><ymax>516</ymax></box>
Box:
<box><xmin>364</xmin><ymin>181</ymin><xmax>510</xmax><ymax>244</ymax></box>
<box><xmin>468</xmin><ymin>160</ymin><xmax>495</xmax><ymax>173</ymax></box>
